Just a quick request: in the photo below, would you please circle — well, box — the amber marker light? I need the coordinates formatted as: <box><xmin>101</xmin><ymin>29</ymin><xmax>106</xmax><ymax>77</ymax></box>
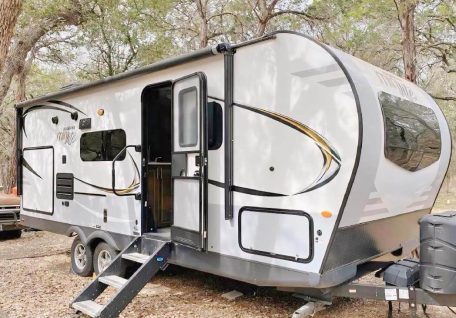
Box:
<box><xmin>321</xmin><ymin>210</ymin><xmax>333</xmax><ymax>218</ymax></box>
<box><xmin>97</xmin><ymin>108</ymin><xmax>105</xmax><ymax>116</ymax></box>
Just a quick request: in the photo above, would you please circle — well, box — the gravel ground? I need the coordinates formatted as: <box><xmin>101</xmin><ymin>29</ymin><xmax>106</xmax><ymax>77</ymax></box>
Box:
<box><xmin>0</xmin><ymin>231</ymin><xmax>455</xmax><ymax>318</ymax></box>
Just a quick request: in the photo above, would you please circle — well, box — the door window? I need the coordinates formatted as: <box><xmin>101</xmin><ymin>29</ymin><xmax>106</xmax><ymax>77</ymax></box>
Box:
<box><xmin>173</xmin><ymin>75</ymin><xmax>202</xmax><ymax>153</ymax></box>
<box><xmin>178</xmin><ymin>87</ymin><xmax>198</xmax><ymax>147</ymax></box>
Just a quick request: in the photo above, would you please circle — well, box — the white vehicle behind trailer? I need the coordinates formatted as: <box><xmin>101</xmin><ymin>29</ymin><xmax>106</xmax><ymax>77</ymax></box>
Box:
<box><xmin>0</xmin><ymin>193</ymin><xmax>21</xmax><ymax>239</ymax></box>
<box><xmin>16</xmin><ymin>31</ymin><xmax>452</xmax><ymax>317</ymax></box>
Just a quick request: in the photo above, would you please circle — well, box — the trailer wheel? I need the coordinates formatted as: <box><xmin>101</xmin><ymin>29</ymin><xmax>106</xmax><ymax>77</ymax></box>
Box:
<box><xmin>94</xmin><ymin>242</ymin><xmax>118</xmax><ymax>275</ymax></box>
<box><xmin>71</xmin><ymin>236</ymin><xmax>94</xmax><ymax>277</ymax></box>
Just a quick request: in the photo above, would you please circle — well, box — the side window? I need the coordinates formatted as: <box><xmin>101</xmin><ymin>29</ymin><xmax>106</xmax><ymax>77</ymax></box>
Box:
<box><xmin>178</xmin><ymin>87</ymin><xmax>198</xmax><ymax>147</ymax></box>
<box><xmin>379</xmin><ymin>92</ymin><xmax>441</xmax><ymax>171</ymax></box>
<box><xmin>80</xmin><ymin>129</ymin><xmax>126</xmax><ymax>161</ymax></box>
<box><xmin>207</xmin><ymin>101</ymin><xmax>223</xmax><ymax>150</ymax></box>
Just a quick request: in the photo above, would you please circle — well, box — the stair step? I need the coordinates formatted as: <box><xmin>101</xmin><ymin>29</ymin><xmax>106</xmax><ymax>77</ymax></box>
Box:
<box><xmin>71</xmin><ymin>239</ymin><xmax>171</xmax><ymax>318</ymax></box>
<box><xmin>122</xmin><ymin>252</ymin><xmax>150</xmax><ymax>264</ymax></box>
<box><xmin>99</xmin><ymin>275</ymin><xmax>128</xmax><ymax>289</ymax></box>
<box><xmin>72</xmin><ymin>300</ymin><xmax>103</xmax><ymax>317</ymax></box>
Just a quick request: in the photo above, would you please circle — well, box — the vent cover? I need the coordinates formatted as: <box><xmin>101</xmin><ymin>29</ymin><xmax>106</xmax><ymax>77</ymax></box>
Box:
<box><xmin>56</xmin><ymin>173</ymin><xmax>74</xmax><ymax>200</ymax></box>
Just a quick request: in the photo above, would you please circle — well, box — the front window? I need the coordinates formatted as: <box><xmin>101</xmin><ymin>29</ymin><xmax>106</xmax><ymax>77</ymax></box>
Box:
<box><xmin>379</xmin><ymin>92</ymin><xmax>441</xmax><ymax>171</ymax></box>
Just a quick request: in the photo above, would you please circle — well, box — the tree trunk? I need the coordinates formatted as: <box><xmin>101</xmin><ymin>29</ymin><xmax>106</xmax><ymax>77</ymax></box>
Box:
<box><xmin>394</xmin><ymin>0</ymin><xmax>417</xmax><ymax>83</ymax></box>
<box><xmin>14</xmin><ymin>49</ymin><xmax>34</xmax><ymax>102</ymax></box>
<box><xmin>196</xmin><ymin>0</ymin><xmax>208</xmax><ymax>48</ymax></box>
<box><xmin>256</xmin><ymin>20</ymin><xmax>267</xmax><ymax>37</ymax></box>
<box><xmin>0</xmin><ymin>0</ymin><xmax>22</xmax><ymax>71</ymax></box>
<box><xmin>4</xmin><ymin>134</ymin><xmax>17</xmax><ymax>194</ymax></box>
<box><xmin>254</xmin><ymin>0</ymin><xmax>269</xmax><ymax>37</ymax></box>
<box><xmin>4</xmin><ymin>50</ymin><xmax>34</xmax><ymax>193</ymax></box>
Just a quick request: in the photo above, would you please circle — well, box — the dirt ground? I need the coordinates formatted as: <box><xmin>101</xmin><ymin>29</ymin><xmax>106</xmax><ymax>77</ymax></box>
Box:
<box><xmin>0</xmin><ymin>231</ymin><xmax>455</xmax><ymax>318</ymax></box>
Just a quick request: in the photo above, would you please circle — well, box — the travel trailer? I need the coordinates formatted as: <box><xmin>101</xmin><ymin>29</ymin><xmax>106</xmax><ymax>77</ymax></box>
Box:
<box><xmin>16</xmin><ymin>31</ymin><xmax>453</xmax><ymax>317</ymax></box>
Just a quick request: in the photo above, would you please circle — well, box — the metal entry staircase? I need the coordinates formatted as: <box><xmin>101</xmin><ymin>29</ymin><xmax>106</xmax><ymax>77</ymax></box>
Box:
<box><xmin>71</xmin><ymin>237</ymin><xmax>171</xmax><ymax>318</ymax></box>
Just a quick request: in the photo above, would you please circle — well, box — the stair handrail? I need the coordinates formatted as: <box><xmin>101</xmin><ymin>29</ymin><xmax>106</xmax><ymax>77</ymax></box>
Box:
<box><xmin>112</xmin><ymin>144</ymin><xmax>141</xmax><ymax>197</ymax></box>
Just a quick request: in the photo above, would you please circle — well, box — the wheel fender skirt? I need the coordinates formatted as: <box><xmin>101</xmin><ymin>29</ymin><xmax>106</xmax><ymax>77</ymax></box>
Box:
<box><xmin>86</xmin><ymin>230</ymin><xmax>120</xmax><ymax>251</ymax></box>
<box><xmin>65</xmin><ymin>227</ymin><xmax>120</xmax><ymax>251</ymax></box>
<box><xmin>66</xmin><ymin>226</ymin><xmax>88</xmax><ymax>243</ymax></box>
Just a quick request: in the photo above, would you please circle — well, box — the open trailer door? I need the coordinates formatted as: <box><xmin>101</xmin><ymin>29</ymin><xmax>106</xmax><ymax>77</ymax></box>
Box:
<box><xmin>170</xmin><ymin>73</ymin><xmax>208</xmax><ymax>250</ymax></box>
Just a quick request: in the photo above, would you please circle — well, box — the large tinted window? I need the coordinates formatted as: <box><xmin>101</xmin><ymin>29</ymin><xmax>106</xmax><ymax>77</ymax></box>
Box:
<box><xmin>379</xmin><ymin>92</ymin><xmax>441</xmax><ymax>171</ymax></box>
<box><xmin>80</xmin><ymin>129</ymin><xmax>126</xmax><ymax>161</ymax></box>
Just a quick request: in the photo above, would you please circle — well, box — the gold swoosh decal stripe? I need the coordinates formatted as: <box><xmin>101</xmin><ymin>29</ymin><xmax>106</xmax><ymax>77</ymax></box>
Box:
<box><xmin>234</xmin><ymin>103</ymin><xmax>341</xmax><ymax>194</ymax></box>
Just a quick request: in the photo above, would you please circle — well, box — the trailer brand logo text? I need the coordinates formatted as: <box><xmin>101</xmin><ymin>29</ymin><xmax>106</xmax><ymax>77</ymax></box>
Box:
<box><xmin>57</xmin><ymin>126</ymin><xmax>77</xmax><ymax>145</ymax></box>
<box><xmin>375</xmin><ymin>70</ymin><xmax>416</xmax><ymax>101</ymax></box>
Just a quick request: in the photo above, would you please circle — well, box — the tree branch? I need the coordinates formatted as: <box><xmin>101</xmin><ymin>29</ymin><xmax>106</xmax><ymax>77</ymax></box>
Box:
<box><xmin>270</xmin><ymin>9</ymin><xmax>326</xmax><ymax>21</ymax></box>
<box><xmin>0</xmin><ymin>0</ymin><xmax>85</xmax><ymax>115</ymax></box>
<box><xmin>430</xmin><ymin>94</ymin><xmax>456</xmax><ymax>101</ymax></box>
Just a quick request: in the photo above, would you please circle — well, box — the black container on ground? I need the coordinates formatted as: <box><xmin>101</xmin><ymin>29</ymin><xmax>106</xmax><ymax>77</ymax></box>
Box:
<box><xmin>420</xmin><ymin>211</ymin><xmax>456</xmax><ymax>294</ymax></box>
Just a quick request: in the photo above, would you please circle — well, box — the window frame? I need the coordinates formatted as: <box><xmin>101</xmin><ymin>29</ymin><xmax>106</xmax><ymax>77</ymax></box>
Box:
<box><xmin>80</xmin><ymin>129</ymin><xmax>127</xmax><ymax>162</ymax></box>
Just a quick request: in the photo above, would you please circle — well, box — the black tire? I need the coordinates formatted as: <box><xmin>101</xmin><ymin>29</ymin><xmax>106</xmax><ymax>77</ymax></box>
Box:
<box><xmin>93</xmin><ymin>242</ymin><xmax>118</xmax><ymax>275</ymax></box>
<box><xmin>0</xmin><ymin>230</ymin><xmax>22</xmax><ymax>240</ymax></box>
<box><xmin>71</xmin><ymin>236</ymin><xmax>94</xmax><ymax>277</ymax></box>
<box><xmin>9</xmin><ymin>229</ymin><xmax>22</xmax><ymax>239</ymax></box>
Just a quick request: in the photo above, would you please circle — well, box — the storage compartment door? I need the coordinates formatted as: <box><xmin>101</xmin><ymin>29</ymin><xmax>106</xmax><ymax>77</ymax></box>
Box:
<box><xmin>239</xmin><ymin>207</ymin><xmax>313</xmax><ymax>263</ymax></box>
<box><xmin>22</xmin><ymin>147</ymin><xmax>54</xmax><ymax>214</ymax></box>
